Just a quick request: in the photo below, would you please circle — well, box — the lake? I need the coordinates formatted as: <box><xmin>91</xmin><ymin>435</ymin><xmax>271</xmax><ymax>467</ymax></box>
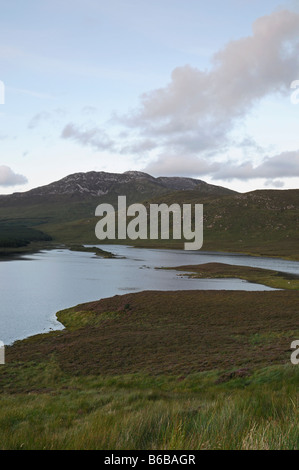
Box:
<box><xmin>1</xmin><ymin>245</ymin><xmax>299</xmax><ymax>345</ymax></box>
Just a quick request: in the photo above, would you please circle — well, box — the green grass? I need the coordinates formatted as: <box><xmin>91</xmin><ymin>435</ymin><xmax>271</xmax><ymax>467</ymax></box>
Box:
<box><xmin>1</xmin><ymin>288</ymin><xmax>298</xmax><ymax>449</ymax></box>
<box><xmin>0</xmin><ymin>187</ymin><xmax>298</xmax><ymax>259</ymax></box>
<box><xmin>0</xmin><ymin>362</ymin><xmax>297</xmax><ymax>449</ymax></box>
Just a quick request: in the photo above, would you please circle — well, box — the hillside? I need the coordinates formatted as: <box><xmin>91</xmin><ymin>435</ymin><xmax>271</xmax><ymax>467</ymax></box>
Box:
<box><xmin>2</xmin><ymin>286</ymin><xmax>298</xmax><ymax>449</ymax></box>
<box><xmin>0</xmin><ymin>170</ymin><xmax>298</xmax><ymax>259</ymax></box>
<box><xmin>34</xmin><ymin>186</ymin><xmax>299</xmax><ymax>260</ymax></box>
<box><xmin>0</xmin><ymin>170</ymin><xmax>234</xmax><ymax>252</ymax></box>
<box><xmin>142</xmin><ymin>188</ymin><xmax>299</xmax><ymax>259</ymax></box>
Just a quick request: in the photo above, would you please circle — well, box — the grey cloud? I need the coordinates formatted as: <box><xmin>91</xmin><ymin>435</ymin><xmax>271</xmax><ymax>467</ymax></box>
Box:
<box><xmin>235</xmin><ymin>137</ymin><xmax>265</xmax><ymax>155</ymax></box>
<box><xmin>0</xmin><ymin>166</ymin><xmax>28</xmax><ymax>186</ymax></box>
<box><xmin>28</xmin><ymin>111</ymin><xmax>51</xmax><ymax>129</ymax></box>
<box><xmin>28</xmin><ymin>109</ymin><xmax>66</xmax><ymax>129</ymax></box>
<box><xmin>216</xmin><ymin>150</ymin><xmax>299</xmax><ymax>181</ymax></box>
<box><xmin>61</xmin><ymin>123</ymin><xmax>115</xmax><ymax>152</ymax></box>
<box><xmin>81</xmin><ymin>106</ymin><xmax>98</xmax><ymax>116</ymax></box>
<box><xmin>251</xmin><ymin>150</ymin><xmax>299</xmax><ymax>178</ymax></box>
<box><xmin>143</xmin><ymin>150</ymin><xmax>299</xmax><ymax>181</ymax></box>
<box><xmin>144</xmin><ymin>154</ymin><xmax>216</xmax><ymax>178</ymax></box>
<box><xmin>119</xmin><ymin>139</ymin><xmax>157</xmax><ymax>155</ymax></box>
<box><xmin>264</xmin><ymin>179</ymin><xmax>285</xmax><ymax>188</ymax></box>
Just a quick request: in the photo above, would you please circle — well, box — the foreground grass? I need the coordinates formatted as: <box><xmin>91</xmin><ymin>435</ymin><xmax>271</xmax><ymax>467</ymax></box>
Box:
<box><xmin>0</xmin><ymin>363</ymin><xmax>298</xmax><ymax>450</ymax></box>
<box><xmin>0</xmin><ymin>288</ymin><xmax>298</xmax><ymax>449</ymax></box>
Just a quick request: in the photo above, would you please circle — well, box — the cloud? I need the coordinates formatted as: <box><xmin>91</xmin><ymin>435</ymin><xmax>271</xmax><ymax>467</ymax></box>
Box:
<box><xmin>56</xmin><ymin>9</ymin><xmax>299</xmax><ymax>186</ymax></box>
<box><xmin>61</xmin><ymin>123</ymin><xmax>115</xmax><ymax>152</ymax></box>
<box><xmin>144</xmin><ymin>154</ymin><xmax>215</xmax><ymax>177</ymax></box>
<box><xmin>0</xmin><ymin>166</ymin><xmax>28</xmax><ymax>187</ymax></box>
<box><xmin>119</xmin><ymin>139</ymin><xmax>157</xmax><ymax>155</ymax></box>
<box><xmin>28</xmin><ymin>109</ymin><xmax>66</xmax><ymax>129</ymax></box>
<box><xmin>28</xmin><ymin>111</ymin><xmax>51</xmax><ymax>129</ymax></box>
<box><xmin>216</xmin><ymin>150</ymin><xmax>299</xmax><ymax>180</ymax></box>
<box><xmin>235</xmin><ymin>137</ymin><xmax>265</xmax><ymax>155</ymax></box>
<box><xmin>81</xmin><ymin>106</ymin><xmax>98</xmax><ymax>116</ymax></box>
<box><xmin>117</xmin><ymin>9</ymin><xmax>299</xmax><ymax>155</ymax></box>
<box><xmin>143</xmin><ymin>150</ymin><xmax>299</xmax><ymax>181</ymax></box>
<box><xmin>264</xmin><ymin>179</ymin><xmax>285</xmax><ymax>188</ymax></box>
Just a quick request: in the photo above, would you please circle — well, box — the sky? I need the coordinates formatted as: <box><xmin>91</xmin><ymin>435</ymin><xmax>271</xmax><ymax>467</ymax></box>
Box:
<box><xmin>1</xmin><ymin>0</ymin><xmax>299</xmax><ymax>194</ymax></box>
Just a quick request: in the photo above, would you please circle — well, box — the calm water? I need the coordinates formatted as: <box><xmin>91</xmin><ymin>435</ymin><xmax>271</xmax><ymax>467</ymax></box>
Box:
<box><xmin>1</xmin><ymin>245</ymin><xmax>299</xmax><ymax>345</ymax></box>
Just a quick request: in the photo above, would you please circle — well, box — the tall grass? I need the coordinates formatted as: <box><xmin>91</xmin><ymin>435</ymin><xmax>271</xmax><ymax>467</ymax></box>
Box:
<box><xmin>0</xmin><ymin>365</ymin><xmax>298</xmax><ymax>449</ymax></box>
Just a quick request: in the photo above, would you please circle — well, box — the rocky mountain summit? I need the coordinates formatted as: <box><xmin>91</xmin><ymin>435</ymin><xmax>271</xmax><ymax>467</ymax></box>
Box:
<box><xmin>0</xmin><ymin>170</ymin><xmax>236</xmax><ymax>203</ymax></box>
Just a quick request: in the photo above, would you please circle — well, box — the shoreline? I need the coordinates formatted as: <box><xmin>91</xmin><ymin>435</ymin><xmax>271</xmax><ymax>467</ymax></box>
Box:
<box><xmin>5</xmin><ymin>258</ymin><xmax>299</xmax><ymax>347</ymax></box>
<box><xmin>1</xmin><ymin>237</ymin><xmax>299</xmax><ymax>262</ymax></box>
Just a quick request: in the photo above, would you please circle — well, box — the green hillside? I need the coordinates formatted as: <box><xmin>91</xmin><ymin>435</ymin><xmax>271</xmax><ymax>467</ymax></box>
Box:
<box><xmin>34</xmin><ymin>188</ymin><xmax>299</xmax><ymax>260</ymax></box>
<box><xmin>0</xmin><ymin>172</ymin><xmax>298</xmax><ymax>259</ymax></box>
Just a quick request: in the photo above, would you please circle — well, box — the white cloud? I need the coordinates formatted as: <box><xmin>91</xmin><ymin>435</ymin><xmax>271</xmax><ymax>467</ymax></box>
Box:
<box><xmin>118</xmin><ymin>9</ymin><xmax>299</xmax><ymax>155</ymax></box>
<box><xmin>57</xmin><ymin>9</ymin><xmax>299</xmax><ymax>185</ymax></box>
<box><xmin>61</xmin><ymin>123</ymin><xmax>115</xmax><ymax>152</ymax></box>
<box><xmin>0</xmin><ymin>166</ymin><xmax>28</xmax><ymax>187</ymax></box>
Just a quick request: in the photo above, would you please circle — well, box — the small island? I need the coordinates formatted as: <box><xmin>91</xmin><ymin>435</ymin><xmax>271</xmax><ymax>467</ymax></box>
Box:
<box><xmin>67</xmin><ymin>244</ymin><xmax>118</xmax><ymax>259</ymax></box>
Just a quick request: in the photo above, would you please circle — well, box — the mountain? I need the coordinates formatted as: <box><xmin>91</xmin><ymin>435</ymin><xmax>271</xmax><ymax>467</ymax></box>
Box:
<box><xmin>0</xmin><ymin>170</ymin><xmax>235</xmax><ymax>203</ymax></box>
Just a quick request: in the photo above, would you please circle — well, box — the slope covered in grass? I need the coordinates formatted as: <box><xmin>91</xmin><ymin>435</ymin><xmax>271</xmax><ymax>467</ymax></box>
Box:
<box><xmin>0</xmin><ymin>287</ymin><xmax>298</xmax><ymax>449</ymax></box>
<box><xmin>7</xmin><ymin>290</ymin><xmax>299</xmax><ymax>375</ymax></box>
<box><xmin>164</xmin><ymin>262</ymin><xmax>299</xmax><ymax>290</ymax></box>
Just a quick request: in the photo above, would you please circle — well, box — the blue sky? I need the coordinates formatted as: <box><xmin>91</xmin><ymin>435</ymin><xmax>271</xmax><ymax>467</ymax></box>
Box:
<box><xmin>1</xmin><ymin>0</ymin><xmax>299</xmax><ymax>193</ymax></box>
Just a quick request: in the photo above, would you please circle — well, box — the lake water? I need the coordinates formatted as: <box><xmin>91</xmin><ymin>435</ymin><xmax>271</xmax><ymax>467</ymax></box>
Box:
<box><xmin>1</xmin><ymin>245</ymin><xmax>299</xmax><ymax>345</ymax></box>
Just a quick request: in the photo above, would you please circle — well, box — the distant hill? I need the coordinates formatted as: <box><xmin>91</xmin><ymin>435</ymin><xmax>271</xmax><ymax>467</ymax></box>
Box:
<box><xmin>0</xmin><ymin>170</ymin><xmax>298</xmax><ymax>260</ymax></box>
